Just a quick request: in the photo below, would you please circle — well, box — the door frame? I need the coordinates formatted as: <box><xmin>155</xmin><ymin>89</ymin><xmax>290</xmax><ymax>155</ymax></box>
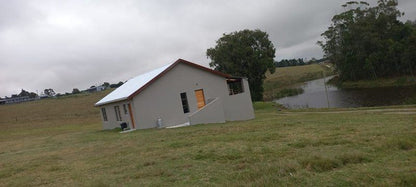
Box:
<box><xmin>194</xmin><ymin>89</ymin><xmax>206</xmax><ymax>109</ymax></box>
<box><xmin>128</xmin><ymin>103</ymin><xmax>136</xmax><ymax>129</ymax></box>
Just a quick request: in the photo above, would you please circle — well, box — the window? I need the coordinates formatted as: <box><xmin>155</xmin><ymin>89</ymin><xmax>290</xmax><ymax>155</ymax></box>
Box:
<box><xmin>114</xmin><ymin>106</ymin><xmax>122</xmax><ymax>121</ymax></box>
<box><xmin>101</xmin><ymin>108</ymin><xmax>108</xmax><ymax>121</ymax></box>
<box><xmin>123</xmin><ymin>104</ymin><xmax>128</xmax><ymax>114</ymax></box>
<box><xmin>227</xmin><ymin>78</ymin><xmax>244</xmax><ymax>95</ymax></box>
<box><xmin>180</xmin><ymin>92</ymin><xmax>190</xmax><ymax>113</ymax></box>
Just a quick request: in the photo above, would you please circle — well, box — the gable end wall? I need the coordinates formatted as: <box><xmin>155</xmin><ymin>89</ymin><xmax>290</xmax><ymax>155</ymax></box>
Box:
<box><xmin>131</xmin><ymin>63</ymin><xmax>229</xmax><ymax>129</ymax></box>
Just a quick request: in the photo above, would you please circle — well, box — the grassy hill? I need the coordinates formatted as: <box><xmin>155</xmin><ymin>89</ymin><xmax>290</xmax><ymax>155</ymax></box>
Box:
<box><xmin>0</xmin><ymin>91</ymin><xmax>415</xmax><ymax>186</ymax></box>
<box><xmin>263</xmin><ymin>64</ymin><xmax>333</xmax><ymax>101</ymax></box>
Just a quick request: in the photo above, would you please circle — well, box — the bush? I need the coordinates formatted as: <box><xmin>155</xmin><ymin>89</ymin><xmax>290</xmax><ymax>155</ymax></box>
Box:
<box><xmin>275</xmin><ymin>88</ymin><xmax>304</xmax><ymax>99</ymax></box>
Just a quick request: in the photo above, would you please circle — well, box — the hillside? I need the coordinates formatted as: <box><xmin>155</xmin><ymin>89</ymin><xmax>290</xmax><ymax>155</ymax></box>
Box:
<box><xmin>263</xmin><ymin>64</ymin><xmax>333</xmax><ymax>101</ymax></box>
<box><xmin>0</xmin><ymin>92</ymin><xmax>415</xmax><ymax>186</ymax></box>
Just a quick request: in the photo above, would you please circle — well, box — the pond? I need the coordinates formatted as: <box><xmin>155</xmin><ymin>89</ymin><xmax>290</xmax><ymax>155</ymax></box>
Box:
<box><xmin>275</xmin><ymin>76</ymin><xmax>416</xmax><ymax>109</ymax></box>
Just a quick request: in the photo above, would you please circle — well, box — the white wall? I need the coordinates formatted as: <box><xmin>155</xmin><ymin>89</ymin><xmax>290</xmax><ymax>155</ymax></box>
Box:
<box><xmin>188</xmin><ymin>97</ymin><xmax>226</xmax><ymax>125</ymax></box>
<box><xmin>100</xmin><ymin>63</ymin><xmax>255</xmax><ymax>130</ymax></box>
<box><xmin>131</xmin><ymin>63</ymin><xmax>229</xmax><ymax>129</ymax></box>
<box><xmin>100</xmin><ymin>101</ymin><xmax>134</xmax><ymax>130</ymax></box>
<box><xmin>223</xmin><ymin>78</ymin><xmax>255</xmax><ymax>121</ymax></box>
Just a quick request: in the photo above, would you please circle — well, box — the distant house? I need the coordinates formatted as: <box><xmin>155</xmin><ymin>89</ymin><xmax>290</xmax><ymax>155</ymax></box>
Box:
<box><xmin>95</xmin><ymin>59</ymin><xmax>255</xmax><ymax>130</ymax></box>
<box><xmin>87</xmin><ymin>85</ymin><xmax>106</xmax><ymax>93</ymax></box>
<box><xmin>0</xmin><ymin>96</ymin><xmax>37</xmax><ymax>104</ymax></box>
<box><xmin>39</xmin><ymin>94</ymin><xmax>50</xmax><ymax>99</ymax></box>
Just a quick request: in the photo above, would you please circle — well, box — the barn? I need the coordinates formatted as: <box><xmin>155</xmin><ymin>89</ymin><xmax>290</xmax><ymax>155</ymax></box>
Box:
<box><xmin>95</xmin><ymin>59</ymin><xmax>255</xmax><ymax>130</ymax></box>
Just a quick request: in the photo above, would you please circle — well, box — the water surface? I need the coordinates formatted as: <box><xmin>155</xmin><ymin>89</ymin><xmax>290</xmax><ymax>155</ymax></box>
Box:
<box><xmin>275</xmin><ymin>76</ymin><xmax>416</xmax><ymax>109</ymax></box>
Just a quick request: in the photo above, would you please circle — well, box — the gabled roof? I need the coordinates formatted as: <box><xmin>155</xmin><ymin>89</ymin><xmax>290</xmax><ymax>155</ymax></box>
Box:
<box><xmin>95</xmin><ymin>59</ymin><xmax>231</xmax><ymax>106</ymax></box>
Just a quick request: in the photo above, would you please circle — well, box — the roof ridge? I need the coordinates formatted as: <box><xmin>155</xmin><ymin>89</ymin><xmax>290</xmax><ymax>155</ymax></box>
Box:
<box><xmin>95</xmin><ymin>59</ymin><xmax>230</xmax><ymax>106</ymax></box>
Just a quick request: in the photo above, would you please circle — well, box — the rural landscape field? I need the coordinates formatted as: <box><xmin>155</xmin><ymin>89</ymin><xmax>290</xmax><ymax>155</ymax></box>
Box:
<box><xmin>263</xmin><ymin>63</ymin><xmax>333</xmax><ymax>101</ymax></box>
<box><xmin>1</xmin><ymin>65</ymin><xmax>415</xmax><ymax>186</ymax></box>
<box><xmin>2</xmin><ymin>0</ymin><xmax>416</xmax><ymax>186</ymax></box>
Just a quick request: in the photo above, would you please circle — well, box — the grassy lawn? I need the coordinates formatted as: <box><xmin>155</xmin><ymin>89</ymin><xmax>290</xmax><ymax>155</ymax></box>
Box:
<box><xmin>0</xmin><ymin>93</ymin><xmax>415</xmax><ymax>186</ymax></box>
<box><xmin>263</xmin><ymin>64</ymin><xmax>333</xmax><ymax>101</ymax></box>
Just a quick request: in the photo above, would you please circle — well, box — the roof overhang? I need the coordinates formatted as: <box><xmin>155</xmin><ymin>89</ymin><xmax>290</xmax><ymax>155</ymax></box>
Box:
<box><xmin>95</xmin><ymin>58</ymin><xmax>232</xmax><ymax>107</ymax></box>
<box><xmin>94</xmin><ymin>97</ymin><xmax>128</xmax><ymax>107</ymax></box>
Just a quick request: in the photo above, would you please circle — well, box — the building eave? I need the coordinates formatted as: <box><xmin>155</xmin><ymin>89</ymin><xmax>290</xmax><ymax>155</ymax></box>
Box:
<box><xmin>94</xmin><ymin>97</ymin><xmax>128</xmax><ymax>107</ymax></box>
<box><xmin>95</xmin><ymin>58</ymin><xmax>232</xmax><ymax>106</ymax></box>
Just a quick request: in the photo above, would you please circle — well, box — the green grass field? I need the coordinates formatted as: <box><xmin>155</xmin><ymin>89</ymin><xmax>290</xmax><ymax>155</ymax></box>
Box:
<box><xmin>0</xmin><ymin>92</ymin><xmax>415</xmax><ymax>186</ymax></box>
<box><xmin>263</xmin><ymin>64</ymin><xmax>333</xmax><ymax>101</ymax></box>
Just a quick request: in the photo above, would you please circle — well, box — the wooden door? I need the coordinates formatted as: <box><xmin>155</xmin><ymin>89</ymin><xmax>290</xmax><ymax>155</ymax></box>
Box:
<box><xmin>128</xmin><ymin>103</ymin><xmax>136</xmax><ymax>129</ymax></box>
<box><xmin>194</xmin><ymin>89</ymin><xmax>206</xmax><ymax>109</ymax></box>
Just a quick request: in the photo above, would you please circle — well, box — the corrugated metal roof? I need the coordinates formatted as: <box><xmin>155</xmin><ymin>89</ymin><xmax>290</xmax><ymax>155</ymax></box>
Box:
<box><xmin>94</xmin><ymin>59</ymin><xmax>231</xmax><ymax>107</ymax></box>
<box><xmin>95</xmin><ymin>63</ymin><xmax>173</xmax><ymax>106</ymax></box>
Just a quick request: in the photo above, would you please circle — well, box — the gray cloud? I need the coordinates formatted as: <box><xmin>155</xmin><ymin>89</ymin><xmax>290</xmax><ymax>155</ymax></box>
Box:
<box><xmin>1</xmin><ymin>0</ymin><xmax>415</xmax><ymax>96</ymax></box>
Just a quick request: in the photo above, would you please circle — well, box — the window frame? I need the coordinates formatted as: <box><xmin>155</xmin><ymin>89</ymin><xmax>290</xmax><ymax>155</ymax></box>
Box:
<box><xmin>123</xmin><ymin>104</ymin><xmax>128</xmax><ymax>115</ymax></box>
<box><xmin>101</xmin><ymin>108</ymin><xmax>108</xmax><ymax>121</ymax></box>
<box><xmin>227</xmin><ymin>78</ymin><xmax>244</xmax><ymax>95</ymax></box>
<box><xmin>180</xmin><ymin>92</ymin><xmax>190</xmax><ymax>113</ymax></box>
<box><xmin>114</xmin><ymin>106</ymin><xmax>122</xmax><ymax>121</ymax></box>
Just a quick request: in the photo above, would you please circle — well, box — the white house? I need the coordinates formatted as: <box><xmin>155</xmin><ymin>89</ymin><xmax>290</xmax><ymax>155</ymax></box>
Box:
<box><xmin>95</xmin><ymin>59</ymin><xmax>255</xmax><ymax>130</ymax></box>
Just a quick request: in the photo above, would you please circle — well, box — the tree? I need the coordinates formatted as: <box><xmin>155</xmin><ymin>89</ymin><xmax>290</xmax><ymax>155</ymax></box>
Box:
<box><xmin>318</xmin><ymin>0</ymin><xmax>416</xmax><ymax>81</ymax></box>
<box><xmin>44</xmin><ymin>88</ymin><xmax>56</xmax><ymax>97</ymax></box>
<box><xmin>110</xmin><ymin>81</ymin><xmax>124</xmax><ymax>88</ymax></box>
<box><xmin>28</xmin><ymin>92</ymin><xmax>37</xmax><ymax>98</ymax></box>
<box><xmin>18</xmin><ymin>89</ymin><xmax>37</xmax><ymax>98</ymax></box>
<box><xmin>72</xmin><ymin>88</ymin><xmax>80</xmax><ymax>94</ymax></box>
<box><xmin>275</xmin><ymin>58</ymin><xmax>307</xmax><ymax>67</ymax></box>
<box><xmin>206</xmin><ymin>29</ymin><xmax>276</xmax><ymax>101</ymax></box>
<box><xmin>102</xmin><ymin>82</ymin><xmax>110</xmax><ymax>87</ymax></box>
<box><xmin>18</xmin><ymin>89</ymin><xmax>30</xmax><ymax>97</ymax></box>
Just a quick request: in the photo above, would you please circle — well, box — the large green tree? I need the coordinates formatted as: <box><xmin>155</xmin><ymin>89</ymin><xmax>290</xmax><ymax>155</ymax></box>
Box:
<box><xmin>206</xmin><ymin>29</ymin><xmax>276</xmax><ymax>101</ymax></box>
<box><xmin>318</xmin><ymin>0</ymin><xmax>416</xmax><ymax>81</ymax></box>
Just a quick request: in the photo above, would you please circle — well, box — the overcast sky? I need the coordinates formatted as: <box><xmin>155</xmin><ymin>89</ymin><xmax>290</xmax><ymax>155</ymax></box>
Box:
<box><xmin>1</xmin><ymin>0</ymin><xmax>415</xmax><ymax>97</ymax></box>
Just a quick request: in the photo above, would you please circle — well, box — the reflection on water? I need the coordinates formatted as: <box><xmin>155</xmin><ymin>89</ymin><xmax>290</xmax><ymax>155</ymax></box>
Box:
<box><xmin>275</xmin><ymin>76</ymin><xmax>416</xmax><ymax>109</ymax></box>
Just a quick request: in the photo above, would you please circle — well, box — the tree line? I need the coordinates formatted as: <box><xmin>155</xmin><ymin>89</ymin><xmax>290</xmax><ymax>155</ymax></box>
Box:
<box><xmin>275</xmin><ymin>58</ymin><xmax>306</xmax><ymax>67</ymax></box>
<box><xmin>318</xmin><ymin>0</ymin><xmax>416</xmax><ymax>81</ymax></box>
<box><xmin>1</xmin><ymin>81</ymin><xmax>124</xmax><ymax>100</ymax></box>
<box><xmin>275</xmin><ymin>58</ymin><xmax>328</xmax><ymax>67</ymax></box>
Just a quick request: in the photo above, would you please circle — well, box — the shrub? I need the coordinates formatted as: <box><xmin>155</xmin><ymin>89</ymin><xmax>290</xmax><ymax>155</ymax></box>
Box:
<box><xmin>275</xmin><ymin>88</ymin><xmax>304</xmax><ymax>99</ymax></box>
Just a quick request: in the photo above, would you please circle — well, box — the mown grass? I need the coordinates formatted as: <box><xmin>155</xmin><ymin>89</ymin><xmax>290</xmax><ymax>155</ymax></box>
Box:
<box><xmin>0</xmin><ymin>93</ymin><xmax>415</xmax><ymax>186</ymax></box>
<box><xmin>263</xmin><ymin>64</ymin><xmax>334</xmax><ymax>101</ymax></box>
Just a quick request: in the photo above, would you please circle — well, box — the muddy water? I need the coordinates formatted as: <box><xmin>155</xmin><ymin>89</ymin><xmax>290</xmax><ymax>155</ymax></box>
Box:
<box><xmin>275</xmin><ymin>76</ymin><xmax>416</xmax><ymax>109</ymax></box>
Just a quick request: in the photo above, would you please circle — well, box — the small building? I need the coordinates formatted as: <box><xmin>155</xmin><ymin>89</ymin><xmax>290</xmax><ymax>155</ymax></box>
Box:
<box><xmin>95</xmin><ymin>59</ymin><xmax>255</xmax><ymax>130</ymax></box>
<box><xmin>87</xmin><ymin>85</ymin><xmax>106</xmax><ymax>93</ymax></box>
<box><xmin>0</xmin><ymin>96</ymin><xmax>38</xmax><ymax>104</ymax></box>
